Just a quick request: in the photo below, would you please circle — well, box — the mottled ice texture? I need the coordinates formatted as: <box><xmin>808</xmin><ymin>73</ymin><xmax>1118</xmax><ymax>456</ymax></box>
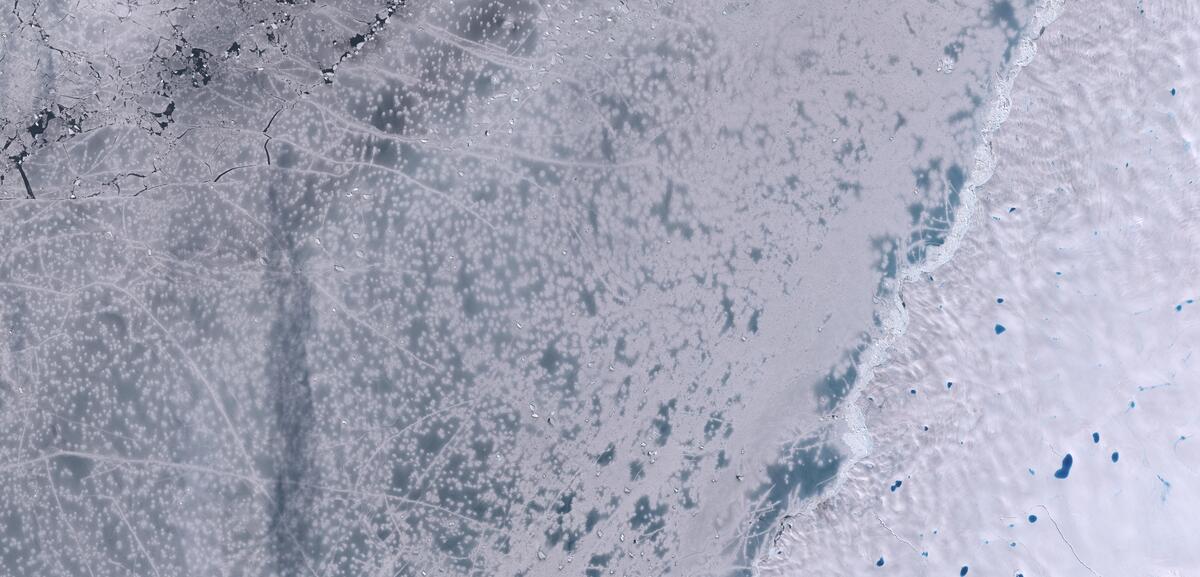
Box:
<box><xmin>1</xmin><ymin>1</ymin><xmax>1039</xmax><ymax>576</ymax></box>
<box><xmin>766</xmin><ymin>0</ymin><xmax>1200</xmax><ymax>575</ymax></box>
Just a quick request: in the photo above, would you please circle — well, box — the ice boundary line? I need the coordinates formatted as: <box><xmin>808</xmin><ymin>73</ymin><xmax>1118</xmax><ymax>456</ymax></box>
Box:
<box><xmin>761</xmin><ymin>0</ymin><xmax>1068</xmax><ymax>565</ymax></box>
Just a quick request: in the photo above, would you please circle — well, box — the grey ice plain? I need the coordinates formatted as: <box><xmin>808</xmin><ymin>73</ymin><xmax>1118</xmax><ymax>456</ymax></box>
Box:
<box><xmin>2</xmin><ymin>1</ymin><xmax>1031</xmax><ymax>576</ymax></box>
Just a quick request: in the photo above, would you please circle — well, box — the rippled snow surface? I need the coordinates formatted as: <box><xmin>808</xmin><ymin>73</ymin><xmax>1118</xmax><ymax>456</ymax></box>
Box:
<box><xmin>8</xmin><ymin>1</ymin><xmax>1193</xmax><ymax>577</ymax></box>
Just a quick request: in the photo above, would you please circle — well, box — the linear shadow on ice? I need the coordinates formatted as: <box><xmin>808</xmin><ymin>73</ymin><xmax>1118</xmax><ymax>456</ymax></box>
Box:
<box><xmin>263</xmin><ymin>145</ymin><xmax>320</xmax><ymax>577</ymax></box>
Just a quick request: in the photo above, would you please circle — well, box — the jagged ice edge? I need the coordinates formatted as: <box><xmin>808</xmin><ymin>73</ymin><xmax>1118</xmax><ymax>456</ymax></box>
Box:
<box><xmin>761</xmin><ymin>0</ymin><xmax>1068</xmax><ymax>565</ymax></box>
